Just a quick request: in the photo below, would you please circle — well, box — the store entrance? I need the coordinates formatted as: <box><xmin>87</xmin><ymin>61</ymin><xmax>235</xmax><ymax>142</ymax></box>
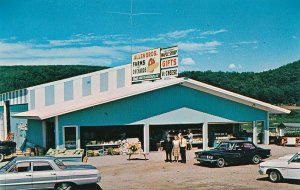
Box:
<box><xmin>80</xmin><ymin>125</ymin><xmax>143</xmax><ymax>148</ymax></box>
<box><xmin>149</xmin><ymin>124</ymin><xmax>203</xmax><ymax>151</ymax></box>
<box><xmin>208</xmin><ymin>124</ymin><xmax>237</xmax><ymax>147</ymax></box>
<box><xmin>46</xmin><ymin>122</ymin><xmax>55</xmax><ymax>150</ymax></box>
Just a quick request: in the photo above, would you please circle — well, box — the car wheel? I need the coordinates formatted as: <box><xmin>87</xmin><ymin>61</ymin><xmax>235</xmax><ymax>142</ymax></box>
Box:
<box><xmin>0</xmin><ymin>154</ymin><xmax>4</xmax><ymax>162</ymax></box>
<box><xmin>269</xmin><ymin>170</ymin><xmax>282</xmax><ymax>183</ymax></box>
<box><xmin>252</xmin><ymin>155</ymin><xmax>261</xmax><ymax>164</ymax></box>
<box><xmin>216</xmin><ymin>158</ymin><xmax>225</xmax><ymax>168</ymax></box>
<box><xmin>55</xmin><ymin>183</ymin><xmax>74</xmax><ymax>190</ymax></box>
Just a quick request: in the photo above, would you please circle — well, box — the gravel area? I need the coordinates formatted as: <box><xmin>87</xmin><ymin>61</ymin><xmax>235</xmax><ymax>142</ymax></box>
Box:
<box><xmin>0</xmin><ymin>145</ymin><xmax>299</xmax><ymax>190</ymax></box>
<box><xmin>88</xmin><ymin>145</ymin><xmax>300</xmax><ymax>190</ymax></box>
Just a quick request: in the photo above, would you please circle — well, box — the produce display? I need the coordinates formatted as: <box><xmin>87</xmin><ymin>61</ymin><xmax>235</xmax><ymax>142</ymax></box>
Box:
<box><xmin>46</xmin><ymin>148</ymin><xmax>84</xmax><ymax>157</ymax></box>
<box><xmin>85</xmin><ymin>138</ymin><xmax>144</xmax><ymax>157</ymax></box>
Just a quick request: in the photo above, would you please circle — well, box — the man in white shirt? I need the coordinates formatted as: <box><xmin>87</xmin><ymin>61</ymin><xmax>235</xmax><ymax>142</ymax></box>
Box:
<box><xmin>179</xmin><ymin>135</ymin><xmax>187</xmax><ymax>163</ymax></box>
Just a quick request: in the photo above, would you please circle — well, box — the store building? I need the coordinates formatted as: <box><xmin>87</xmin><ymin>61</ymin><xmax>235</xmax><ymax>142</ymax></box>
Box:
<box><xmin>0</xmin><ymin>63</ymin><xmax>290</xmax><ymax>153</ymax></box>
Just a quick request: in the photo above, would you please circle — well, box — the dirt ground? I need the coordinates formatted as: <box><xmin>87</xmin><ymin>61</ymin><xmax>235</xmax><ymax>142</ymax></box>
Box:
<box><xmin>87</xmin><ymin>145</ymin><xmax>300</xmax><ymax>190</ymax></box>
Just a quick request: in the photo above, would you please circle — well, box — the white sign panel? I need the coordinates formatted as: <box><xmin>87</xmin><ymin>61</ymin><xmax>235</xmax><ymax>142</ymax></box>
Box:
<box><xmin>161</xmin><ymin>67</ymin><xmax>178</xmax><ymax>78</ymax></box>
<box><xmin>161</xmin><ymin>46</ymin><xmax>178</xmax><ymax>59</ymax></box>
<box><xmin>161</xmin><ymin>57</ymin><xmax>178</xmax><ymax>69</ymax></box>
<box><xmin>132</xmin><ymin>48</ymin><xmax>161</xmax><ymax>82</ymax></box>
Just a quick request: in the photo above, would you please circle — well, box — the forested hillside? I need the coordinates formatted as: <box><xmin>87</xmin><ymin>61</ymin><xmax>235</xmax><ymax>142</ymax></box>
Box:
<box><xmin>0</xmin><ymin>60</ymin><xmax>299</xmax><ymax>105</ymax></box>
<box><xmin>0</xmin><ymin>65</ymin><xmax>107</xmax><ymax>93</ymax></box>
<box><xmin>180</xmin><ymin>60</ymin><xmax>300</xmax><ymax>105</ymax></box>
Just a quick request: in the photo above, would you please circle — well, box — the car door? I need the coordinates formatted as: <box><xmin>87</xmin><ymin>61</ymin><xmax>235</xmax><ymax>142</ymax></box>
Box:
<box><xmin>287</xmin><ymin>154</ymin><xmax>300</xmax><ymax>179</ymax></box>
<box><xmin>241</xmin><ymin>142</ymin><xmax>256</xmax><ymax>161</ymax></box>
<box><xmin>233</xmin><ymin>142</ymin><xmax>245</xmax><ymax>162</ymax></box>
<box><xmin>5</xmin><ymin>161</ymin><xmax>33</xmax><ymax>190</ymax></box>
<box><xmin>32</xmin><ymin>161</ymin><xmax>57</xmax><ymax>189</ymax></box>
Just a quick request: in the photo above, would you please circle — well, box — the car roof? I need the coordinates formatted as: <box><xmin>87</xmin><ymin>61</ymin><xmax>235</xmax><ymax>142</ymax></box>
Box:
<box><xmin>220</xmin><ymin>140</ymin><xmax>252</xmax><ymax>143</ymax></box>
<box><xmin>13</xmin><ymin>156</ymin><xmax>56</xmax><ymax>162</ymax></box>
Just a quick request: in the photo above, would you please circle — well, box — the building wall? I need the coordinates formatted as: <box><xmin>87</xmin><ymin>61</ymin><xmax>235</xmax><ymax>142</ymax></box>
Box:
<box><xmin>0</xmin><ymin>89</ymin><xmax>28</xmax><ymax>106</ymax></box>
<box><xmin>26</xmin><ymin>119</ymin><xmax>44</xmax><ymax>147</ymax></box>
<box><xmin>10</xmin><ymin>104</ymin><xmax>28</xmax><ymax>147</ymax></box>
<box><xmin>27</xmin><ymin>64</ymin><xmax>131</xmax><ymax>111</ymax></box>
<box><xmin>0</xmin><ymin>104</ymin><xmax>28</xmax><ymax>143</ymax></box>
<box><xmin>56</xmin><ymin>84</ymin><xmax>268</xmax><ymax>147</ymax></box>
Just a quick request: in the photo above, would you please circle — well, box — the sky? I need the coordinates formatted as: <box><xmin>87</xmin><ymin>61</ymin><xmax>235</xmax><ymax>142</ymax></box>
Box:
<box><xmin>0</xmin><ymin>0</ymin><xmax>299</xmax><ymax>72</ymax></box>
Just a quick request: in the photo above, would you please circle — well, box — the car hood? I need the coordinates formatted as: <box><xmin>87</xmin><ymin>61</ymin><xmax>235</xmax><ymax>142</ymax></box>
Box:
<box><xmin>64</xmin><ymin>164</ymin><xmax>97</xmax><ymax>170</ymax></box>
<box><xmin>259</xmin><ymin>157</ymin><xmax>291</xmax><ymax>167</ymax></box>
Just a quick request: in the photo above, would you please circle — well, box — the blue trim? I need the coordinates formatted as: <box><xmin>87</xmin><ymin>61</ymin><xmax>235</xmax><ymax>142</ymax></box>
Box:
<box><xmin>117</xmin><ymin>68</ymin><xmax>125</xmax><ymax>88</ymax></box>
<box><xmin>30</xmin><ymin>89</ymin><xmax>35</xmax><ymax>110</ymax></box>
<box><xmin>82</xmin><ymin>76</ymin><xmax>91</xmax><ymax>97</ymax></box>
<box><xmin>10</xmin><ymin>104</ymin><xmax>28</xmax><ymax>112</ymax></box>
<box><xmin>64</xmin><ymin>80</ymin><xmax>74</xmax><ymax>101</ymax></box>
<box><xmin>45</xmin><ymin>85</ymin><xmax>55</xmax><ymax>106</ymax></box>
<box><xmin>100</xmin><ymin>72</ymin><xmax>108</xmax><ymax>92</ymax></box>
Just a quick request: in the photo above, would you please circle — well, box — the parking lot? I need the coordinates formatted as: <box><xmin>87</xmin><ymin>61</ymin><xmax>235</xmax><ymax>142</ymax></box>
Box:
<box><xmin>0</xmin><ymin>145</ymin><xmax>299</xmax><ymax>190</ymax></box>
<box><xmin>89</xmin><ymin>145</ymin><xmax>300</xmax><ymax>190</ymax></box>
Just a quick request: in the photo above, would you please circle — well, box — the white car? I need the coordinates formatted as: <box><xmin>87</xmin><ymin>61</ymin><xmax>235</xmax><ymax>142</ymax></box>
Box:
<box><xmin>259</xmin><ymin>152</ymin><xmax>300</xmax><ymax>182</ymax></box>
<box><xmin>0</xmin><ymin>156</ymin><xmax>101</xmax><ymax>190</ymax></box>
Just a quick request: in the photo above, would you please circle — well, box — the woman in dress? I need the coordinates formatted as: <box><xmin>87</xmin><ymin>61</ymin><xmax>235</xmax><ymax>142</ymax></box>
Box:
<box><xmin>172</xmin><ymin>135</ymin><xmax>180</xmax><ymax>162</ymax></box>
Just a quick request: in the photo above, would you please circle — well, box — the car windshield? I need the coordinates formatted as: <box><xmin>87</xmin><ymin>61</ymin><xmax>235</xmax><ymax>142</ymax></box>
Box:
<box><xmin>54</xmin><ymin>159</ymin><xmax>65</xmax><ymax>169</ymax></box>
<box><xmin>1</xmin><ymin>159</ymin><xmax>16</xmax><ymax>172</ymax></box>
<box><xmin>216</xmin><ymin>142</ymin><xmax>235</xmax><ymax>150</ymax></box>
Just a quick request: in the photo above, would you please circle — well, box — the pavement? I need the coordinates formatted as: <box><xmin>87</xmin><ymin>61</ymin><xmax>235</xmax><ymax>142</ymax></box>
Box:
<box><xmin>89</xmin><ymin>145</ymin><xmax>300</xmax><ymax>190</ymax></box>
<box><xmin>1</xmin><ymin>145</ymin><xmax>299</xmax><ymax>190</ymax></box>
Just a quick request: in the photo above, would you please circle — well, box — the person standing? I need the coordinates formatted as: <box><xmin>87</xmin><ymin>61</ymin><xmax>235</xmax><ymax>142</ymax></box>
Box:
<box><xmin>172</xmin><ymin>136</ymin><xmax>180</xmax><ymax>162</ymax></box>
<box><xmin>164</xmin><ymin>137</ymin><xmax>173</xmax><ymax>162</ymax></box>
<box><xmin>179</xmin><ymin>135</ymin><xmax>187</xmax><ymax>163</ymax></box>
<box><xmin>188</xmin><ymin>130</ymin><xmax>193</xmax><ymax>150</ymax></box>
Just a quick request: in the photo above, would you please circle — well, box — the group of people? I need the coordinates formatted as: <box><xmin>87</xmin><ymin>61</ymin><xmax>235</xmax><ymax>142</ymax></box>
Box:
<box><xmin>163</xmin><ymin>131</ymin><xmax>193</xmax><ymax>163</ymax></box>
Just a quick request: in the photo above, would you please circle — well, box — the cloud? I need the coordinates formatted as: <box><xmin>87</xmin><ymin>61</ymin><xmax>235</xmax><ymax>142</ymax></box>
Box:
<box><xmin>178</xmin><ymin>40</ymin><xmax>222</xmax><ymax>53</ymax></box>
<box><xmin>0</xmin><ymin>40</ymin><xmax>129</xmax><ymax>66</ymax></box>
<box><xmin>181</xmin><ymin>58</ymin><xmax>195</xmax><ymax>65</ymax></box>
<box><xmin>228</xmin><ymin>64</ymin><xmax>242</xmax><ymax>70</ymax></box>
<box><xmin>158</xmin><ymin>29</ymin><xmax>196</xmax><ymax>39</ymax></box>
<box><xmin>237</xmin><ymin>40</ymin><xmax>258</xmax><ymax>44</ymax></box>
<box><xmin>0</xmin><ymin>38</ymin><xmax>155</xmax><ymax>66</ymax></box>
<box><xmin>228</xmin><ymin>64</ymin><xmax>236</xmax><ymax>69</ymax></box>
<box><xmin>0</xmin><ymin>58</ymin><xmax>113</xmax><ymax>66</ymax></box>
<box><xmin>200</xmin><ymin>29</ymin><xmax>227</xmax><ymax>36</ymax></box>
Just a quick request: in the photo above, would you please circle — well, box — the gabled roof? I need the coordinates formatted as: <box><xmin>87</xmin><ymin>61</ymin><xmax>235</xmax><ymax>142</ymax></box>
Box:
<box><xmin>14</xmin><ymin>77</ymin><xmax>290</xmax><ymax>120</ymax></box>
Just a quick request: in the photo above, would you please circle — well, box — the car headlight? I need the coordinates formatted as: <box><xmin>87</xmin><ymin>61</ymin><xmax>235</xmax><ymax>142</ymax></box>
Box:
<box><xmin>207</xmin><ymin>155</ymin><xmax>213</xmax><ymax>159</ymax></box>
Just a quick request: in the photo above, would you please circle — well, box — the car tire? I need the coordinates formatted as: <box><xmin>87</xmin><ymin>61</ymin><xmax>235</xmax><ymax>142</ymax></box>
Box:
<box><xmin>55</xmin><ymin>182</ymin><xmax>74</xmax><ymax>190</ymax></box>
<box><xmin>252</xmin><ymin>155</ymin><xmax>261</xmax><ymax>164</ymax></box>
<box><xmin>0</xmin><ymin>154</ymin><xmax>4</xmax><ymax>162</ymax></box>
<box><xmin>216</xmin><ymin>158</ymin><xmax>225</xmax><ymax>168</ymax></box>
<box><xmin>269</xmin><ymin>170</ymin><xmax>282</xmax><ymax>183</ymax></box>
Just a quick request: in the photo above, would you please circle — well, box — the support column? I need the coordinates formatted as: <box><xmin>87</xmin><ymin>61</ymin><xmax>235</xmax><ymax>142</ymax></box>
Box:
<box><xmin>143</xmin><ymin>123</ymin><xmax>150</xmax><ymax>154</ymax></box>
<box><xmin>252</xmin><ymin>121</ymin><xmax>258</xmax><ymax>145</ymax></box>
<box><xmin>55</xmin><ymin>116</ymin><xmax>59</xmax><ymax>149</ymax></box>
<box><xmin>42</xmin><ymin>121</ymin><xmax>46</xmax><ymax>148</ymax></box>
<box><xmin>3</xmin><ymin>100</ymin><xmax>10</xmax><ymax>139</ymax></box>
<box><xmin>0</xmin><ymin>114</ymin><xmax>4</xmax><ymax>141</ymax></box>
<box><xmin>263</xmin><ymin>118</ymin><xmax>269</xmax><ymax>145</ymax></box>
<box><xmin>202</xmin><ymin>122</ymin><xmax>208</xmax><ymax>150</ymax></box>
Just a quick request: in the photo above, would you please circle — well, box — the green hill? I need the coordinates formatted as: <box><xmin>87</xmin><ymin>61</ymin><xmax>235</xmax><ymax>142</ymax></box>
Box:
<box><xmin>0</xmin><ymin>60</ymin><xmax>299</xmax><ymax>105</ymax></box>
<box><xmin>179</xmin><ymin>60</ymin><xmax>300</xmax><ymax>105</ymax></box>
<box><xmin>0</xmin><ymin>65</ymin><xmax>108</xmax><ymax>94</ymax></box>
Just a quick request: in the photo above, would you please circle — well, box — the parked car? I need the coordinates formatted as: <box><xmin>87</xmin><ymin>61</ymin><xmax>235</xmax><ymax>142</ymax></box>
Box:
<box><xmin>259</xmin><ymin>152</ymin><xmax>300</xmax><ymax>182</ymax></box>
<box><xmin>195</xmin><ymin>140</ymin><xmax>271</xmax><ymax>168</ymax></box>
<box><xmin>0</xmin><ymin>156</ymin><xmax>101</xmax><ymax>190</ymax></box>
<box><xmin>0</xmin><ymin>141</ymin><xmax>16</xmax><ymax>162</ymax></box>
